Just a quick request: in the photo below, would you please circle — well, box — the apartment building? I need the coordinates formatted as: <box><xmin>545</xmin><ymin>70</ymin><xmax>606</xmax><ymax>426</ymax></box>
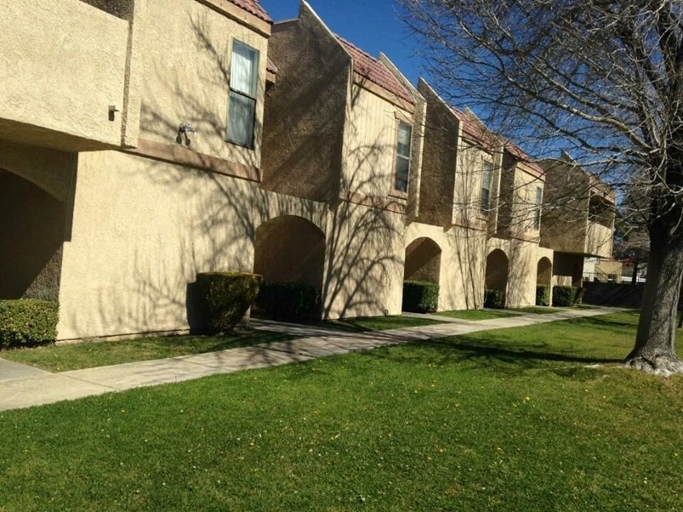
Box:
<box><xmin>0</xmin><ymin>0</ymin><xmax>614</xmax><ymax>340</ymax></box>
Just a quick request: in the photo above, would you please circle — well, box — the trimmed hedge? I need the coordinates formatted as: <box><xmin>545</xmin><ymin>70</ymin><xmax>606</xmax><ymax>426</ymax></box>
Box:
<box><xmin>0</xmin><ymin>299</ymin><xmax>59</xmax><ymax>349</ymax></box>
<box><xmin>402</xmin><ymin>280</ymin><xmax>439</xmax><ymax>313</ymax></box>
<box><xmin>536</xmin><ymin>285</ymin><xmax>551</xmax><ymax>306</ymax></box>
<box><xmin>484</xmin><ymin>288</ymin><xmax>506</xmax><ymax>309</ymax></box>
<box><xmin>196</xmin><ymin>272</ymin><xmax>262</xmax><ymax>333</ymax></box>
<box><xmin>552</xmin><ymin>285</ymin><xmax>579</xmax><ymax>307</ymax></box>
<box><xmin>256</xmin><ymin>281</ymin><xmax>321</xmax><ymax>321</ymax></box>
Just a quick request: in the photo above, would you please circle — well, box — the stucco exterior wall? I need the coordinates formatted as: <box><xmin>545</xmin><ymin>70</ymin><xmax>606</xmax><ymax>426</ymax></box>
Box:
<box><xmin>139</xmin><ymin>0</ymin><xmax>268</xmax><ymax>169</ymax></box>
<box><xmin>497</xmin><ymin>154</ymin><xmax>544</xmax><ymax>240</ymax></box>
<box><xmin>487</xmin><ymin>237</ymin><xmax>544</xmax><ymax>307</ymax></box>
<box><xmin>57</xmin><ymin>151</ymin><xmax>328</xmax><ymax>340</ymax></box>
<box><xmin>415</xmin><ymin>80</ymin><xmax>457</xmax><ymax>227</ymax></box>
<box><xmin>539</xmin><ymin>159</ymin><xmax>591</xmax><ymax>253</ymax></box>
<box><xmin>0</xmin><ymin>140</ymin><xmax>76</xmax><ymax>201</ymax></box>
<box><xmin>323</xmin><ymin>202</ymin><xmax>405</xmax><ymax>319</ymax></box>
<box><xmin>0</xmin><ymin>0</ymin><xmax>130</xmax><ymax>151</ymax></box>
<box><xmin>406</xmin><ymin>222</ymin><xmax>487</xmax><ymax>311</ymax></box>
<box><xmin>342</xmin><ymin>86</ymin><xmax>412</xmax><ymax>200</ymax></box>
<box><xmin>454</xmin><ymin>140</ymin><xmax>493</xmax><ymax>230</ymax></box>
<box><xmin>261</xmin><ymin>6</ymin><xmax>350</xmax><ymax>202</ymax></box>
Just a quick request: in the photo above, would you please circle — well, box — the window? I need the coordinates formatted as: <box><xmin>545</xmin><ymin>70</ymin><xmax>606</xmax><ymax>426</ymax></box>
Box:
<box><xmin>533</xmin><ymin>186</ymin><xmax>543</xmax><ymax>230</ymax></box>
<box><xmin>394</xmin><ymin>121</ymin><xmax>412</xmax><ymax>192</ymax></box>
<box><xmin>480</xmin><ymin>162</ymin><xmax>493</xmax><ymax>214</ymax></box>
<box><xmin>227</xmin><ymin>41</ymin><xmax>259</xmax><ymax>148</ymax></box>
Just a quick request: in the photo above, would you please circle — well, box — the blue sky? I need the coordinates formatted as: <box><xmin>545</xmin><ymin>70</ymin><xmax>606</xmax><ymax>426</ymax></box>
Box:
<box><xmin>259</xmin><ymin>0</ymin><xmax>424</xmax><ymax>84</ymax></box>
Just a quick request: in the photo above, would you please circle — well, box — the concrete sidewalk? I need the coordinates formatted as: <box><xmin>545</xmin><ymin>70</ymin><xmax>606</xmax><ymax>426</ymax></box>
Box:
<box><xmin>0</xmin><ymin>307</ymin><xmax>622</xmax><ymax>412</ymax></box>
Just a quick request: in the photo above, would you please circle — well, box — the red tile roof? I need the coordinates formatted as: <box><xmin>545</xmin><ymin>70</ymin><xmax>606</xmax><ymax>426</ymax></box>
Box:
<box><xmin>336</xmin><ymin>36</ymin><xmax>415</xmax><ymax>105</ymax></box>
<box><xmin>228</xmin><ymin>0</ymin><xmax>271</xmax><ymax>22</ymax></box>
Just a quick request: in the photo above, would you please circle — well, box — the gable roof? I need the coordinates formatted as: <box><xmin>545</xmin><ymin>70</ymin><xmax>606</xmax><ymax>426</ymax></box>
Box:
<box><xmin>451</xmin><ymin>107</ymin><xmax>544</xmax><ymax>176</ymax></box>
<box><xmin>228</xmin><ymin>0</ymin><xmax>271</xmax><ymax>22</ymax></box>
<box><xmin>336</xmin><ymin>36</ymin><xmax>415</xmax><ymax>105</ymax></box>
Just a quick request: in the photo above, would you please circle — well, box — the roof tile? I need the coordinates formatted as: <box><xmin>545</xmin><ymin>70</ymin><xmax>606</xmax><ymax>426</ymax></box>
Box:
<box><xmin>336</xmin><ymin>36</ymin><xmax>415</xmax><ymax>105</ymax></box>
<box><xmin>228</xmin><ymin>0</ymin><xmax>271</xmax><ymax>22</ymax></box>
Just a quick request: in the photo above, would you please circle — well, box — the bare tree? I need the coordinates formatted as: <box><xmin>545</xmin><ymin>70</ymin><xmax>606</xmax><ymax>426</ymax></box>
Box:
<box><xmin>401</xmin><ymin>0</ymin><xmax>683</xmax><ymax>374</ymax></box>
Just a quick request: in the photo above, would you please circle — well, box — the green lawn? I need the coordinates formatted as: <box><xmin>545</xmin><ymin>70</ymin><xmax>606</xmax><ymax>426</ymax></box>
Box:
<box><xmin>436</xmin><ymin>309</ymin><xmax>520</xmax><ymax>320</ymax></box>
<box><xmin>512</xmin><ymin>306</ymin><xmax>569</xmax><ymax>315</ymax></box>
<box><xmin>2</xmin><ymin>311</ymin><xmax>682</xmax><ymax>511</ymax></box>
<box><xmin>1</xmin><ymin>315</ymin><xmax>444</xmax><ymax>372</ymax></box>
<box><xmin>323</xmin><ymin>314</ymin><xmax>446</xmax><ymax>332</ymax></box>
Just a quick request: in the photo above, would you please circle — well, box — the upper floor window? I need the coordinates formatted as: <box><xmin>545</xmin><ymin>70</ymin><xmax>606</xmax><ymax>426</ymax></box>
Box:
<box><xmin>394</xmin><ymin>121</ymin><xmax>412</xmax><ymax>193</ymax></box>
<box><xmin>480</xmin><ymin>162</ymin><xmax>493</xmax><ymax>214</ymax></box>
<box><xmin>227</xmin><ymin>41</ymin><xmax>259</xmax><ymax>148</ymax></box>
<box><xmin>533</xmin><ymin>186</ymin><xmax>543</xmax><ymax>230</ymax></box>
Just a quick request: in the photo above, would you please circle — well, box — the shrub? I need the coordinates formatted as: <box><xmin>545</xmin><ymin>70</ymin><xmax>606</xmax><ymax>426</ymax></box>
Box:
<box><xmin>552</xmin><ymin>286</ymin><xmax>578</xmax><ymax>307</ymax></box>
<box><xmin>484</xmin><ymin>288</ymin><xmax>506</xmax><ymax>308</ymax></box>
<box><xmin>196</xmin><ymin>272</ymin><xmax>262</xmax><ymax>333</ymax></box>
<box><xmin>0</xmin><ymin>299</ymin><xmax>59</xmax><ymax>349</ymax></box>
<box><xmin>256</xmin><ymin>281</ymin><xmax>321</xmax><ymax>321</ymax></box>
<box><xmin>536</xmin><ymin>285</ymin><xmax>551</xmax><ymax>306</ymax></box>
<box><xmin>402</xmin><ymin>280</ymin><xmax>439</xmax><ymax>313</ymax></box>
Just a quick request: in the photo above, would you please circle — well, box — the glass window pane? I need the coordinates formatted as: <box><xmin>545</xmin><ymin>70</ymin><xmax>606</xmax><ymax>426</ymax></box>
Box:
<box><xmin>480</xmin><ymin>188</ymin><xmax>490</xmax><ymax>213</ymax></box>
<box><xmin>395</xmin><ymin>156</ymin><xmax>409</xmax><ymax>192</ymax></box>
<box><xmin>230</xmin><ymin>41</ymin><xmax>258</xmax><ymax>97</ymax></box>
<box><xmin>397</xmin><ymin>122</ymin><xmax>412</xmax><ymax>157</ymax></box>
<box><xmin>228</xmin><ymin>92</ymin><xmax>256</xmax><ymax>147</ymax></box>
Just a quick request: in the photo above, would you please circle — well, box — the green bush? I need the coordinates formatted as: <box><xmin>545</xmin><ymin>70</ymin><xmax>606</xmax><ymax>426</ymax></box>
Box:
<box><xmin>196</xmin><ymin>272</ymin><xmax>262</xmax><ymax>333</ymax></box>
<box><xmin>402</xmin><ymin>280</ymin><xmax>439</xmax><ymax>313</ymax></box>
<box><xmin>484</xmin><ymin>288</ymin><xmax>506</xmax><ymax>308</ymax></box>
<box><xmin>552</xmin><ymin>286</ymin><xmax>578</xmax><ymax>307</ymax></box>
<box><xmin>256</xmin><ymin>281</ymin><xmax>321</xmax><ymax>321</ymax></box>
<box><xmin>536</xmin><ymin>285</ymin><xmax>551</xmax><ymax>306</ymax></box>
<box><xmin>0</xmin><ymin>299</ymin><xmax>59</xmax><ymax>349</ymax></box>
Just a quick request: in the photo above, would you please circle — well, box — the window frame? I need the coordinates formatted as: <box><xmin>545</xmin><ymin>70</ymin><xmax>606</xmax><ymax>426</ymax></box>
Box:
<box><xmin>393</xmin><ymin>120</ymin><xmax>412</xmax><ymax>194</ymax></box>
<box><xmin>226</xmin><ymin>39</ymin><xmax>260</xmax><ymax>149</ymax></box>
<box><xmin>533</xmin><ymin>186</ymin><xmax>543</xmax><ymax>230</ymax></box>
<box><xmin>480</xmin><ymin>161</ymin><xmax>493</xmax><ymax>215</ymax></box>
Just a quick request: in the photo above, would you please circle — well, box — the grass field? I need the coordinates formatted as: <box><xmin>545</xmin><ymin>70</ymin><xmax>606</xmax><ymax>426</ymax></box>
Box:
<box><xmin>436</xmin><ymin>309</ymin><xmax>520</xmax><ymax>320</ymax></box>
<box><xmin>1</xmin><ymin>311</ymin><xmax>682</xmax><ymax>511</ymax></box>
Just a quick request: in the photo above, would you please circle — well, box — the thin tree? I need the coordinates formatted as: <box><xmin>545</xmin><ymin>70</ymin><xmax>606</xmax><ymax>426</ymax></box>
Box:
<box><xmin>402</xmin><ymin>0</ymin><xmax>683</xmax><ymax>374</ymax></box>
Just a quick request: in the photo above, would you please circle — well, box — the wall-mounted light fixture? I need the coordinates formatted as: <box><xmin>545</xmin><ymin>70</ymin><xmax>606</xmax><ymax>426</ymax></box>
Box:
<box><xmin>178</xmin><ymin>122</ymin><xmax>196</xmax><ymax>145</ymax></box>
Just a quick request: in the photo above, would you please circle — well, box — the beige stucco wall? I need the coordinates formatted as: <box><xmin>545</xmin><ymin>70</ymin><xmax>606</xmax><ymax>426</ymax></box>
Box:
<box><xmin>323</xmin><ymin>202</ymin><xmax>405</xmax><ymax>319</ymax></box>
<box><xmin>0</xmin><ymin>0</ymin><xmax>131</xmax><ymax>151</ymax></box>
<box><xmin>487</xmin><ymin>237</ymin><xmax>549</xmax><ymax>307</ymax></box>
<box><xmin>454</xmin><ymin>140</ymin><xmax>494</xmax><ymax>230</ymax></box>
<box><xmin>497</xmin><ymin>155</ymin><xmax>544</xmax><ymax>240</ymax></box>
<box><xmin>139</xmin><ymin>0</ymin><xmax>268</xmax><ymax>169</ymax></box>
<box><xmin>406</xmin><ymin>222</ymin><xmax>487</xmax><ymax>311</ymax></box>
<box><xmin>342</xmin><ymin>86</ymin><xmax>411</xmax><ymax>201</ymax></box>
<box><xmin>262</xmin><ymin>6</ymin><xmax>350</xmax><ymax>202</ymax></box>
<box><xmin>0</xmin><ymin>139</ymin><xmax>76</xmax><ymax>201</ymax></box>
<box><xmin>57</xmin><ymin>151</ymin><xmax>328</xmax><ymax>340</ymax></box>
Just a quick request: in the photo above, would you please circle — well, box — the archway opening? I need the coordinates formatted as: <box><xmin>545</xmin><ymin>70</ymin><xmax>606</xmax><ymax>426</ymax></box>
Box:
<box><xmin>536</xmin><ymin>256</ymin><xmax>553</xmax><ymax>306</ymax></box>
<box><xmin>402</xmin><ymin>237</ymin><xmax>442</xmax><ymax>313</ymax></box>
<box><xmin>485</xmin><ymin>249</ymin><xmax>509</xmax><ymax>307</ymax></box>
<box><xmin>404</xmin><ymin>237</ymin><xmax>442</xmax><ymax>284</ymax></box>
<box><xmin>0</xmin><ymin>169</ymin><xmax>66</xmax><ymax>300</ymax></box>
<box><xmin>253</xmin><ymin>215</ymin><xmax>326</xmax><ymax>320</ymax></box>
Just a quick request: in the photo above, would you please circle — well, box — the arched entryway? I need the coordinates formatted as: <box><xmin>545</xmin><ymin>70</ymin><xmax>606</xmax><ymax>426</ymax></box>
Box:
<box><xmin>253</xmin><ymin>215</ymin><xmax>326</xmax><ymax>319</ymax></box>
<box><xmin>254</xmin><ymin>215</ymin><xmax>325</xmax><ymax>287</ymax></box>
<box><xmin>485</xmin><ymin>249</ymin><xmax>509</xmax><ymax>307</ymax></box>
<box><xmin>536</xmin><ymin>256</ymin><xmax>553</xmax><ymax>306</ymax></box>
<box><xmin>404</xmin><ymin>237</ymin><xmax>442</xmax><ymax>284</ymax></box>
<box><xmin>0</xmin><ymin>169</ymin><xmax>66</xmax><ymax>300</ymax></box>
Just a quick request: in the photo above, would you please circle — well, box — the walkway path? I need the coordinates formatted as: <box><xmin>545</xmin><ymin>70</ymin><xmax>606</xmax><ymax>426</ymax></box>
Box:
<box><xmin>0</xmin><ymin>307</ymin><xmax>622</xmax><ymax>412</ymax></box>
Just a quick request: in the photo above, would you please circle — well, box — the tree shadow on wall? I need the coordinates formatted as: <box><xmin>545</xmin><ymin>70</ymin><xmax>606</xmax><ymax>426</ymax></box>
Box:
<box><xmin>65</xmin><ymin>9</ymin><xmax>405</xmax><ymax>352</ymax></box>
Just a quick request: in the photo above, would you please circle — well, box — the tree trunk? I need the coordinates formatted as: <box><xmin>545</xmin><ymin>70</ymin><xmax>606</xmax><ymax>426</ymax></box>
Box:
<box><xmin>625</xmin><ymin>233</ymin><xmax>683</xmax><ymax>375</ymax></box>
<box><xmin>631</xmin><ymin>261</ymin><xmax>639</xmax><ymax>286</ymax></box>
